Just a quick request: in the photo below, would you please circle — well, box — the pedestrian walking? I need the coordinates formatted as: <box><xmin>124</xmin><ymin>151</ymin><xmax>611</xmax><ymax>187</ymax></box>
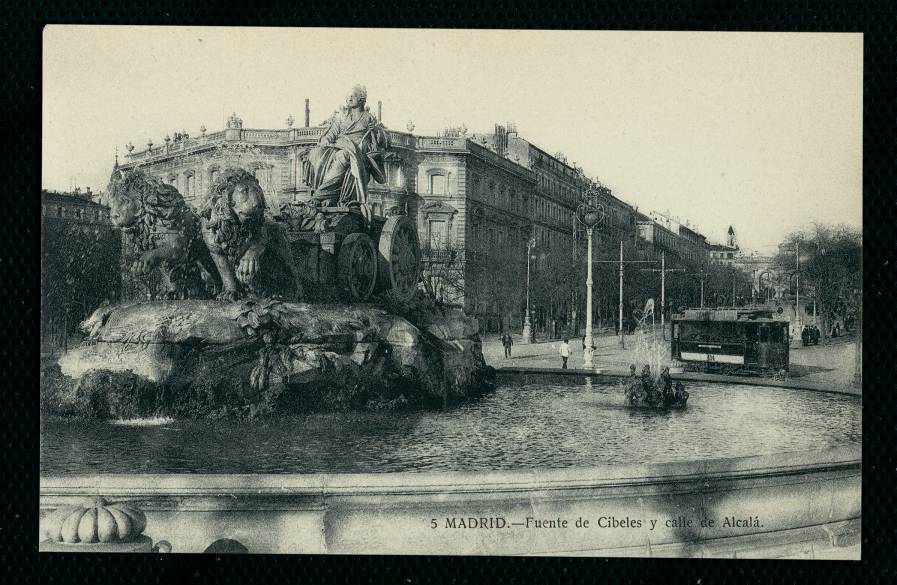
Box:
<box><xmin>558</xmin><ymin>338</ymin><xmax>571</xmax><ymax>369</ymax></box>
<box><xmin>501</xmin><ymin>332</ymin><xmax>514</xmax><ymax>358</ymax></box>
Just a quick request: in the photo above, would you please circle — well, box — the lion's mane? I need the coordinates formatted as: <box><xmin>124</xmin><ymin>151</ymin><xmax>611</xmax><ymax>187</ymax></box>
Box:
<box><xmin>199</xmin><ymin>168</ymin><xmax>266</xmax><ymax>263</ymax></box>
<box><xmin>108</xmin><ymin>168</ymin><xmax>195</xmax><ymax>253</ymax></box>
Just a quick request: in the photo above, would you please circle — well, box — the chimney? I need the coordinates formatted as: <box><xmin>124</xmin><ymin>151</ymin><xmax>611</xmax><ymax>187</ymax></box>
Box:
<box><xmin>377</xmin><ymin>100</ymin><xmax>382</xmax><ymax>122</ymax></box>
<box><xmin>304</xmin><ymin>99</ymin><xmax>310</xmax><ymax>127</ymax></box>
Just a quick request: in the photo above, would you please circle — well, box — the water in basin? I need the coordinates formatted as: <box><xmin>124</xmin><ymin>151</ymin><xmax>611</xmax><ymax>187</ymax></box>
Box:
<box><xmin>40</xmin><ymin>376</ymin><xmax>860</xmax><ymax>475</ymax></box>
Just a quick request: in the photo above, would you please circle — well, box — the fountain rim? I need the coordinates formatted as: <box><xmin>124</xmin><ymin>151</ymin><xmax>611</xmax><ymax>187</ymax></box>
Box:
<box><xmin>495</xmin><ymin>368</ymin><xmax>862</xmax><ymax>397</ymax></box>
<box><xmin>40</xmin><ymin>444</ymin><xmax>860</xmax><ymax>499</ymax></box>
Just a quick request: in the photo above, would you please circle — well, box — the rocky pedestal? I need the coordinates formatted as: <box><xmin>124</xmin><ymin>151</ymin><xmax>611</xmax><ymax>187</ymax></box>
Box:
<box><xmin>48</xmin><ymin>300</ymin><xmax>494</xmax><ymax>419</ymax></box>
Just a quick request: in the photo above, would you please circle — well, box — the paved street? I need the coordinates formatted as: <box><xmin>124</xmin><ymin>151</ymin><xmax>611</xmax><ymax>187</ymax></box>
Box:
<box><xmin>483</xmin><ymin>330</ymin><xmax>860</xmax><ymax>391</ymax></box>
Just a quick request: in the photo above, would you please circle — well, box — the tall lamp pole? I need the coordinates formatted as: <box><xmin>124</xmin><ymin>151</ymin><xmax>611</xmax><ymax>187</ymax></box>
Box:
<box><xmin>795</xmin><ymin>240</ymin><xmax>802</xmax><ymax>340</ymax></box>
<box><xmin>618</xmin><ymin>240</ymin><xmax>625</xmax><ymax>348</ymax></box>
<box><xmin>522</xmin><ymin>237</ymin><xmax>536</xmax><ymax>343</ymax></box>
<box><xmin>576</xmin><ymin>186</ymin><xmax>606</xmax><ymax>369</ymax></box>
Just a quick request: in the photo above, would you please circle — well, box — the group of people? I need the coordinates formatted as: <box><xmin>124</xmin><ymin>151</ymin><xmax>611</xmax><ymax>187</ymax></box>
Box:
<box><xmin>499</xmin><ymin>335</ymin><xmax>587</xmax><ymax>370</ymax></box>
<box><xmin>624</xmin><ymin>364</ymin><xmax>689</xmax><ymax>409</ymax></box>
<box><xmin>801</xmin><ymin>324</ymin><xmax>821</xmax><ymax>346</ymax></box>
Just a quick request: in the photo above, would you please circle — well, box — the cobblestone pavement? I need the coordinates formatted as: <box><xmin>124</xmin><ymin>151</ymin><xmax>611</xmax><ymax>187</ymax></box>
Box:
<box><xmin>483</xmin><ymin>330</ymin><xmax>860</xmax><ymax>391</ymax></box>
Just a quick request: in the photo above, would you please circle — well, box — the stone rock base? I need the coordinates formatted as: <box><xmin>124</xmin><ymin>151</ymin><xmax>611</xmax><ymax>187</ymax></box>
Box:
<box><xmin>47</xmin><ymin>300</ymin><xmax>495</xmax><ymax>419</ymax></box>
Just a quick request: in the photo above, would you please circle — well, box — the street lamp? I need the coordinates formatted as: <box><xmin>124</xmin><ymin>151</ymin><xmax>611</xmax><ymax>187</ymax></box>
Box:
<box><xmin>576</xmin><ymin>184</ymin><xmax>607</xmax><ymax>369</ymax></box>
<box><xmin>522</xmin><ymin>236</ymin><xmax>537</xmax><ymax>343</ymax></box>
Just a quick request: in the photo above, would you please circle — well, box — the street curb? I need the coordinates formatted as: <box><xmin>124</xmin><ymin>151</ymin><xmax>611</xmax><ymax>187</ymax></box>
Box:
<box><xmin>495</xmin><ymin>367</ymin><xmax>862</xmax><ymax>397</ymax></box>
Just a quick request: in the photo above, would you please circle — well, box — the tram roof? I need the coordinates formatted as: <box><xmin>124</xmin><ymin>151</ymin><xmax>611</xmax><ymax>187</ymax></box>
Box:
<box><xmin>673</xmin><ymin>308</ymin><xmax>789</xmax><ymax>323</ymax></box>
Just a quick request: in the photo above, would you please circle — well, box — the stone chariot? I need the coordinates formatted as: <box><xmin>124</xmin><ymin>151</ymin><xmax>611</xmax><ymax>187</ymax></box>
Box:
<box><xmin>276</xmin><ymin>203</ymin><xmax>421</xmax><ymax>303</ymax></box>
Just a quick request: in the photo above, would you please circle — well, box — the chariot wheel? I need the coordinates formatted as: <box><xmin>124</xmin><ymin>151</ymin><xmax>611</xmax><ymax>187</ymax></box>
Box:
<box><xmin>338</xmin><ymin>233</ymin><xmax>378</xmax><ymax>301</ymax></box>
<box><xmin>377</xmin><ymin>215</ymin><xmax>421</xmax><ymax>302</ymax></box>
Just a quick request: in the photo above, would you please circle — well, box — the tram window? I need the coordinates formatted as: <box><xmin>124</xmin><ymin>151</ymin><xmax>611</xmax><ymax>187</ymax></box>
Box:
<box><xmin>769</xmin><ymin>326</ymin><xmax>783</xmax><ymax>343</ymax></box>
<box><xmin>759</xmin><ymin>327</ymin><xmax>769</xmax><ymax>343</ymax></box>
<box><xmin>679</xmin><ymin>322</ymin><xmax>738</xmax><ymax>342</ymax></box>
<box><xmin>673</xmin><ymin>324</ymin><xmax>679</xmax><ymax>339</ymax></box>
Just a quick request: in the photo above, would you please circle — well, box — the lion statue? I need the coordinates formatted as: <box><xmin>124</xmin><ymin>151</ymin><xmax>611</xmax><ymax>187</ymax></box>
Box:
<box><xmin>199</xmin><ymin>167</ymin><xmax>303</xmax><ymax>301</ymax></box>
<box><xmin>107</xmin><ymin>168</ymin><xmax>216</xmax><ymax>300</ymax></box>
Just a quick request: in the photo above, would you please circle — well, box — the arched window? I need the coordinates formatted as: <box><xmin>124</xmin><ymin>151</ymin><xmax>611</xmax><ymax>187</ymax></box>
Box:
<box><xmin>57</xmin><ymin>206</ymin><xmax>63</xmax><ymax>218</ymax></box>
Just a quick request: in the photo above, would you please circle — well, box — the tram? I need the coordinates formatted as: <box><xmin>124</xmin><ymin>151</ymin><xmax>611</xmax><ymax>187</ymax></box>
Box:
<box><xmin>671</xmin><ymin>308</ymin><xmax>790</xmax><ymax>375</ymax></box>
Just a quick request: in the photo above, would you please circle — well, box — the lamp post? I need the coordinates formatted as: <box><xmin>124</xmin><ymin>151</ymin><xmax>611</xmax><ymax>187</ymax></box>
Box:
<box><xmin>576</xmin><ymin>185</ymin><xmax>607</xmax><ymax>369</ymax></box>
<box><xmin>794</xmin><ymin>240</ymin><xmax>802</xmax><ymax>343</ymax></box>
<box><xmin>522</xmin><ymin>237</ymin><xmax>536</xmax><ymax>343</ymax></box>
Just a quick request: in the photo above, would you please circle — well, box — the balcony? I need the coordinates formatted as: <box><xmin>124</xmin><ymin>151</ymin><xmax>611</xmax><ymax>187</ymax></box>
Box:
<box><xmin>416</xmin><ymin>136</ymin><xmax>467</xmax><ymax>150</ymax></box>
<box><xmin>421</xmin><ymin>248</ymin><xmax>462</xmax><ymax>263</ymax></box>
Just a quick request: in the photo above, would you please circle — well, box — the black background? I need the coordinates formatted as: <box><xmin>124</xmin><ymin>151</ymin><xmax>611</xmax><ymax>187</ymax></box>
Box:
<box><xmin>3</xmin><ymin>1</ymin><xmax>893</xmax><ymax>583</ymax></box>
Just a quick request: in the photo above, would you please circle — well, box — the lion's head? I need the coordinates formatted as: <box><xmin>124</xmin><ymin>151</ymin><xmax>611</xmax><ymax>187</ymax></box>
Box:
<box><xmin>200</xmin><ymin>168</ymin><xmax>267</xmax><ymax>256</ymax></box>
<box><xmin>107</xmin><ymin>168</ymin><xmax>186</xmax><ymax>232</ymax></box>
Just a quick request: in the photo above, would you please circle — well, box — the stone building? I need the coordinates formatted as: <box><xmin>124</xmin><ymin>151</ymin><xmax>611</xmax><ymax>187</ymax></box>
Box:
<box><xmin>118</xmin><ymin>110</ymin><xmax>715</xmax><ymax>334</ymax></box>
<box><xmin>41</xmin><ymin>187</ymin><xmax>111</xmax><ymax>225</ymax></box>
<box><xmin>707</xmin><ymin>225</ymin><xmax>740</xmax><ymax>266</ymax></box>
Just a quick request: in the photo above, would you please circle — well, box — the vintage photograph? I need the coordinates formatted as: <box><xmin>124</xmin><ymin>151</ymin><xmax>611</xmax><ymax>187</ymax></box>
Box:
<box><xmin>39</xmin><ymin>26</ymin><xmax>861</xmax><ymax>558</ymax></box>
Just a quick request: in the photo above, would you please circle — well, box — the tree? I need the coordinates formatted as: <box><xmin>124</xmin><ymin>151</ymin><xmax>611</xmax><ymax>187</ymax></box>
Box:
<box><xmin>41</xmin><ymin>219</ymin><xmax>122</xmax><ymax>348</ymax></box>
<box><xmin>420</xmin><ymin>239</ymin><xmax>528</xmax><ymax>334</ymax></box>
<box><xmin>701</xmin><ymin>263</ymin><xmax>753</xmax><ymax>308</ymax></box>
<box><xmin>774</xmin><ymin>223</ymin><xmax>862</xmax><ymax>345</ymax></box>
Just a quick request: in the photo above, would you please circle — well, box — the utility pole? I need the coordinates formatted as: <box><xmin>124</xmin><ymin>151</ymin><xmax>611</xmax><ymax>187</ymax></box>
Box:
<box><xmin>795</xmin><ymin>240</ymin><xmax>801</xmax><ymax>337</ymax></box>
<box><xmin>640</xmin><ymin>251</ymin><xmax>685</xmax><ymax>336</ymax></box>
<box><xmin>731</xmin><ymin>267</ymin><xmax>736</xmax><ymax>308</ymax></box>
<box><xmin>618</xmin><ymin>240</ymin><xmax>624</xmax><ymax>348</ymax></box>
<box><xmin>593</xmin><ymin>241</ymin><xmax>656</xmax><ymax>349</ymax></box>
<box><xmin>752</xmin><ymin>269</ymin><xmax>757</xmax><ymax>306</ymax></box>
<box><xmin>690</xmin><ymin>263</ymin><xmax>710</xmax><ymax>309</ymax></box>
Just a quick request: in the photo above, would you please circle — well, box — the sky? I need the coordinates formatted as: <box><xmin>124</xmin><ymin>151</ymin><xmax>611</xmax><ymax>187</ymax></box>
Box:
<box><xmin>43</xmin><ymin>27</ymin><xmax>862</xmax><ymax>253</ymax></box>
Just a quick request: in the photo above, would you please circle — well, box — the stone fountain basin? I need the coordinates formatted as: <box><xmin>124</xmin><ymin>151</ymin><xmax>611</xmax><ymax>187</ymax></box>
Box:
<box><xmin>39</xmin><ymin>444</ymin><xmax>859</xmax><ymax>558</ymax></box>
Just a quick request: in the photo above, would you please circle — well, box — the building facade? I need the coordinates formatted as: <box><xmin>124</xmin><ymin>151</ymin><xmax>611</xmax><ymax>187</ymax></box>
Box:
<box><xmin>118</xmin><ymin>111</ymin><xmax>717</xmax><ymax>335</ymax></box>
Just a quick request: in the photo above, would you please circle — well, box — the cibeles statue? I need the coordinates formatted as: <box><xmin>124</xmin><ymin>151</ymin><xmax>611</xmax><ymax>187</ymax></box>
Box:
<box><xmin>303</xmin><ymin>85</ymin><xmax>391</xmax><ymax>220</ymax></box>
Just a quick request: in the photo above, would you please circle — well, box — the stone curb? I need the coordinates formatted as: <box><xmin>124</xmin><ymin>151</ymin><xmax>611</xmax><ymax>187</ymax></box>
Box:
<box><xmin>496</xmin><ymin>366</ymin><xmax>862</xmax><ymax>397</ymax></box>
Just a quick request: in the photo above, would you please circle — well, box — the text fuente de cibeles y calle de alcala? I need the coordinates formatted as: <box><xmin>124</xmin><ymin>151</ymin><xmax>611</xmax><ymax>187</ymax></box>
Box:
<box><xmin>430</xmin><ymin>515</ymin><xmax>764</xmax><ymax>531</ymax></box>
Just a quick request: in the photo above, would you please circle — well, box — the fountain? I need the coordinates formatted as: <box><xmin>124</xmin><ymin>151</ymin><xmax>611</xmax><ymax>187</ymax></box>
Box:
<box><xmin>618</xmin><ymin>300</ymin><xmax>689</xmax><ymax>409</ymax></box>
<box><xmin>45</xmin><ymin>162</ymin><xmax>494</xmax><ymax>421</ymax></box>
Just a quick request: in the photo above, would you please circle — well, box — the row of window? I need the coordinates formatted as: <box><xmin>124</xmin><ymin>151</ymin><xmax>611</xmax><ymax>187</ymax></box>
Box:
<box><xmin>42</xmin><ymin>205</ymin><xmax>109</xmax><ymax>222</ymax></box>
<box><xmin>467</xmin><ymin>173</ymin><xmax>523</xmax><ymax>212</ymax></box>
<box><xmin>159</xmin><ymin>165</ymin><xmax>273</xmax><ymax>199</ymax></box>
<box><xmin>471</xmin><ymin>221</ymin><xmax>525</xmax><ymax>251</ymax></box>
<box><xmin>468</xmin><ymin>171</ymin><xmax>578</xmax><ymax>231</ymax></box>
<box><xmin>538</xmin><ymin>173</ymin><xmax>582</xmax><ymax>206</ymax></box>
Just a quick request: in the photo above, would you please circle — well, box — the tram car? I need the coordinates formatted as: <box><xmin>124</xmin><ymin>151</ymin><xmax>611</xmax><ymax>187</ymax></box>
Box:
<box><xmin>274</xmin><ymin>202</ymin><xmax>421</xmax><ymax>303</ymax></box>
<box><xmin>671</xmin><ymin>308</ymin><xmax>790</xmax><ymax>375</ymax></box>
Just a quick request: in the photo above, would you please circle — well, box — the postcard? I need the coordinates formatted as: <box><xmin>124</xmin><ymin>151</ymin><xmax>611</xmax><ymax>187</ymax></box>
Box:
<box><xmin>40</xmin><ymin>26</ymin><xmax>861</xmax><ymax>558</ymax></box>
